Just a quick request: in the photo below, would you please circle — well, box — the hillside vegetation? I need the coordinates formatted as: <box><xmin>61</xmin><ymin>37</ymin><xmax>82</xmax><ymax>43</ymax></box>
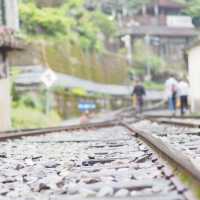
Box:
<box><xmin>19</xmin><ymin>0</ymin><xmax>198</xmax><ymax>84</ymax></box>
<box><xmin>19</xmin><ymin>0</ymin><xmax>129</xmax><ymax>84</ymax></box>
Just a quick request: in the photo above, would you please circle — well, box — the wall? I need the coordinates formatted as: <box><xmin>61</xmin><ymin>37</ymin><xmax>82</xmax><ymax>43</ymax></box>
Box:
<box><xmin>5</xmin><ymin>0</ymin><xmax>19</xmax><ymax>30</ymax></box>
<box><xmin>10</xmin><ymin>42</ymin><xmax>129</xmax><ymax>85</ymax></box>
<box><xmin>188</xmin><ymin>45</ymin><xmax>200</xmax><ymax>112</ymax></box>
<box><xmin>0</xmin><ymin>0</ymin><xmax>19</xmax><ymax>130</ymax></box>
<box><xmin>0</xmin><ymin>78</ymin><xmax>11</xmax><ymax>130</ymax></box>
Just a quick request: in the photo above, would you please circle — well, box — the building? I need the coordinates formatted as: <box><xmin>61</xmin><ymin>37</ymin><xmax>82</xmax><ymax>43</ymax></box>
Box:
<box><xmin>186</xmin><ymin>42</ymin><xmax>200</xmax><ymax>113</ymax></box>
<box><xmin>0</xmin><ymin>0</ymin><xmax>21</xmax><ymax>130</ymax></box>
<box><xmin>119</xmin><ymin>0</ymin><xmax>198</xmax><ymax>68</ymax></box>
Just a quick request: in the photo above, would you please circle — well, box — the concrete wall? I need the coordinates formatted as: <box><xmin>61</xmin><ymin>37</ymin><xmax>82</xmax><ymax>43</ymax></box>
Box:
<box><xmin>0</xmin><ymin>78</ymin><xmax>11</xmax><ymax>130</ymax></box>
<box><xmin>5</xmin><ymin>0</ymin><xmax>19</xmax><ymax>30</ymax></box>
<box><xmin>0</xmin><ymin>0</ymin><xmax>20</xmax><ymax>130</ymax></box>
<box><xmin>188</xmin><ymin>45</ymin><xmax>200</xmax><ymax>112</ymax></box>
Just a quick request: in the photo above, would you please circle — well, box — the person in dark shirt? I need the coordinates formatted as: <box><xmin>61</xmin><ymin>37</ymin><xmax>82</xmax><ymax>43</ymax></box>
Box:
<box><xmin>132</xmin><ymin>80</ymin><xmax>146</xmax><ymax>113</ymax></box>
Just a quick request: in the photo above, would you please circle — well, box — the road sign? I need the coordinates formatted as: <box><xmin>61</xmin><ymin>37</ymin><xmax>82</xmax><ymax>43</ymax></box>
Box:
<box><xmin>78</xmin><ymin>102</ymin><xmax>96</xmax><ymax>112</ymax></box>
<box><xmin>40</xmin><ymin>69</ymin><xmax>57</xmax><ymax>88</ymax></box>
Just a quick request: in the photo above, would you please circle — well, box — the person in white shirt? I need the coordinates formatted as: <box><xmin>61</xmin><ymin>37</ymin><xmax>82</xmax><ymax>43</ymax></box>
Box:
<box><xmin>165</xmin><ymin>76</ymin><xmax>178</xmax><ymax>114</ymax></box>
<box><xmin>178</xmin><ymin>79</ymin><xmax>190</xmax><ymax>115</ymax></box>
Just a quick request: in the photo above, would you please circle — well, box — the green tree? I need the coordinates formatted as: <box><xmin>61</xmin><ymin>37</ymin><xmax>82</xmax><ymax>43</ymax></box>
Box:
<box><xmin>127</xmin><ymin>0</ymin><xmax>152</xmax><ymax>10</ymax></box>
<box><xmin>19</xmin><ymin>0</ymin><xmax>117</xmax><ymax>52</ymax></box>
<box><xmin>132</xmin><ymin>40</ymin><xmax>166</xmax><ymax>77</ymax></box>
<box><xmin>180</xmin><ymin>0</ymin><xmax>200</xmax><ymax>26</ymax></box>
<box><xmin>20</xmin><ymin>2</ymin><xmax>74</xmax><ymax>36</ymax></box>
<box><xmin>92</xmin><ymin>11</ymin><xmax>116</xmax><ymax>39</ymax></box>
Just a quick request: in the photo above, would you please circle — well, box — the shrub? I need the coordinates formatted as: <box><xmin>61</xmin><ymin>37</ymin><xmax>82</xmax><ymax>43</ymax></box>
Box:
<box><xmin>12</xmin><ymin>105</ymin><xmax>61</xmax><ymax>129</ymax></box>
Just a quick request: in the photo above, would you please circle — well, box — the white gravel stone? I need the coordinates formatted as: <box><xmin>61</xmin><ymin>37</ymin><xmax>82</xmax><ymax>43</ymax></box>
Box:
<box><xmin>79</xmin><ymin>188</ymin><xmax>96</xmax><ymax>197</ymax></box>
<box><xmin>97</xmin><ymin>186</ymin><xmax>114</xmax><ymax>197</ymax></box>
<box><xmin>115</xmin><ymin>189</ymin><xmax>129</xmax><ymax>197</ymax></box>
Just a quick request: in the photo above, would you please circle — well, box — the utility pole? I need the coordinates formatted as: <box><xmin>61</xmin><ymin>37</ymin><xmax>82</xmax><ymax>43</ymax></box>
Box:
<box><xmin>154</xmin><ymin>0</ymin><xmax>159</xmax><ymax>25</ymax></box>
<box><xmin>144</xmin><ymin>34</ymin><xmax>151</xmax><ymax>81</ymax></box>
<box><xmin>121</xmin><ymin>34</ymin><xmax>133</xmax><ymax>65</ymax></box>
<box><xmin>40</xmin><ymin>41</ymin><xmax>57</xmax><ymax>115</ymax></box>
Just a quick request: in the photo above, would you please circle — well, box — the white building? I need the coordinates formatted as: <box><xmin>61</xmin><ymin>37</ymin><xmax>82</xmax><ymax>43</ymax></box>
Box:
<box><xmin>5</xmin><ymin>0</ymin><xmax>20</xmax><ymax>31</ymax></box>
<box><xmin>0</xmin><ymin>0</ymin><xmax>20</xmax><ymax>130</ymax></box>
<box><xmin>187</xmin><ymin>42</ymin><xmax>200</xmax><ymax>113</ymax></box>
<box><xmin>0</xmin><ymin>0</ymin><xmax>19</xmax><ymax>30</ymax></box>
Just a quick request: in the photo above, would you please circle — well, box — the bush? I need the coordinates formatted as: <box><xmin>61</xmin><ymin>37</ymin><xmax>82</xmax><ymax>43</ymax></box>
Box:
<box><xmin>20</xmin><ymin>2</ymin><xmax>72</xmax><ymax>36</ymax></box>
<box><xmin>11</xmin><ymin>90</ymin><xmax>61</xmax><ymax>129</ymax></box>
<box><xmin>143</xmin><ymin>81</ymin><xmax>164</xmax><ymax>91</ymax></box>
<box><xmin>133</xmin><ymin>40</ymin><xmax>166</xmax><ymax>76</ymax></box>
<box><xmin>12</xmin><ymin>105</ymin><xmax>61</xmax><ymax>129</ymax></box>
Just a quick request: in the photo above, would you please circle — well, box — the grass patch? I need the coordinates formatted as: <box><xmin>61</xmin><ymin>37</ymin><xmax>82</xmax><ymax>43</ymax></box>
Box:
<box><xmin>190</xmin><ymin>112</ymin><xmax>200</xmax><ymax>117</ymax></box>
<box><xmin>176</xmin><ymin>169</ymin><xmax>200</xmax><ymax>199</ymax></box>
<box><xmin>12</xmin><ymin>105</ymin><xmax>61</xmax><ymax>129</ymax></box>
<box><xmin>144</xmin><ymin>81</ymin><xmax>164</xmax><ymax>91</ymax></box>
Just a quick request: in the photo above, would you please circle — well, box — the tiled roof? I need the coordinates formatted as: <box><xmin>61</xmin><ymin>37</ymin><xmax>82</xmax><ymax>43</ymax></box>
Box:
<box><xmin>158</xmin><ymin>0</ymin><xmax>184</xmax><ymax>8</ymax></box>
<box><xmin>120</xmin><ymin>25</ymin><xmax>198</xmax><ymax>37</ymax></box>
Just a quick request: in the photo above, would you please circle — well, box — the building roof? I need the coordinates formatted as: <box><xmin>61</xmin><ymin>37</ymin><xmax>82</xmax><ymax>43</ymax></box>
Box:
<box><xmin>120</xmin><ymin>25</ymin><xmax>198</xmax><ymax>37</ymax></box>
<box><xmin>158</xmin><ymin>0</ymin><xmax>184</xmax><ymax>8</ymax></box>
<box><xmin>0</xmin><ymin>27</ymin><xmax>24</xmax><ymax>51</ymax></box>
<box><xmin>147</xmin><ymin>0</ymin><xmax>185</xmax><ymax>9</ymax></box>
<box><xmin>14</xmin><ymin>65</ymin><xmax>163</xmax><ymax>100</ymax></box>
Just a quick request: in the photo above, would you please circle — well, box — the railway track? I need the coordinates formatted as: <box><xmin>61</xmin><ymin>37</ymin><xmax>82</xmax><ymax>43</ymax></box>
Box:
<box><xmin>118</xmin><ymin>110</ymin><xmax>200</xmax><ymax>195</ymax></box>
<box><xmin>0</xmin><ymin>111</ymin><xmax>199</xmax><ymax>199</ymax></box>
<box><xmin>143</xmin><ymin>114</ymin><xmax>200</xmax><ymax>128</ymax></box>
<box><xmin>132</xmin><ymin>119</ymin><xmax>200</xmax><ymax>174</ymax></box>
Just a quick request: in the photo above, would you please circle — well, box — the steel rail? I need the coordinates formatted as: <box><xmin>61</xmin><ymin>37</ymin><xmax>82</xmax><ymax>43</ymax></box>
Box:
<box><xmin>155</xmin><ymin>119</ymin><xmax>200</xmax><ymax>128</ymax></box>
<box><xmin>0</xmin><ymin>120</ymin><xmax>118</xmax><ymax>141</ymax></box>
<box><xmin>144</xmin><ymin>114</ymin><xmax>200</xmax><ymax>119</ymax></box>
<box><xmin>121</xmin><ymin>122</ymin><xmax>199</xmax><ymax>199</ymax></box>
<box><xmin>122</xmin><ymin>122</ymin><xmax>200</xmax><ymax>183</ymax></box>
<box><xmin>0</xmin><ymin>117</ymin><xmax>196</xmax><ymax>199</ymax></box>
<box><xmin>143</xmin><ymin>116</ymin><xmax>200</xmax><ymax>128</ymax></box>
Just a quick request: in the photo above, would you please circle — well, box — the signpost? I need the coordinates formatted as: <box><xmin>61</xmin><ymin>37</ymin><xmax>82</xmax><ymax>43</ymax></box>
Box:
<box><xmin>121</xmin><ymin>34</ymin><xmax>132</xmax><ymax>65</ymax></box>
<box><xmin>41</xmin><ymin>69</ymin><xmax>57</xmax><ymax>88</ymax></box>
<box><xmin>40</xmin><ymin>69</ymin><xmax>57</xmax><ymax>114</ymax></box>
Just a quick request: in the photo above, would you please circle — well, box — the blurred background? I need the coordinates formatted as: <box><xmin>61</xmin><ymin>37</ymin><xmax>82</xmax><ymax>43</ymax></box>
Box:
<box><xmin>0</xmin><ymin>0</ymin><xmax>199</xmax><ymax>129</ymax></box>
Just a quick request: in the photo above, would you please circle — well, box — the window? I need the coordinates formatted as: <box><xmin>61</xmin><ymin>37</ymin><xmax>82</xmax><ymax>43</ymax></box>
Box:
<box><xmin>0</xmin><ymin>0</ymin><xmax>5</xmax><ymax>25</ymax></box>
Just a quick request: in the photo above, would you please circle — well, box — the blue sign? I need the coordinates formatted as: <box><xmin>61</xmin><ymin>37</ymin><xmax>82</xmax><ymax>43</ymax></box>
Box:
<box><xmin>78</xmin><ymin>102</ymin><xmax>96</xmax><ymax>112</ymax></box>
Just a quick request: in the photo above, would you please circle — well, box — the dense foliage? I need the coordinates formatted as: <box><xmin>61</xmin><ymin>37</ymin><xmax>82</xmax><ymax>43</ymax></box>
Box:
<box><xmin>19</xmin><ymin>0</ymin><xmax>116</xmax><ymax>52</ymax></box>
<box><xmin>18</xmin><ymin>0</ymin><xmax>195</xmax><ymax>85</ymax></box>
<box><xmin>11</xmin><ymin>91</ymin><xmax>61</xmax><ymax>129</ymax></box>
<box><xmin>181</xmin><ymin>0</ymin><xmax>200</xmax><ymax>26</ymax></box>
<box><xmin>18</xmin><ymin>0</ymin><xmax>129</xmax><ymax>85</ymax></box>
<box><xmin>129</xmin><ymin>40</ymin><xmax>166</xmax><ymax>79</ymax></box>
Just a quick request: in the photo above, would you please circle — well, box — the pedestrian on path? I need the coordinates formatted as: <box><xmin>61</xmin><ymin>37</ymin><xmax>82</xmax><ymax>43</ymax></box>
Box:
<box><xmin>178</xmin><ymin>79</ymin><xmax>190</xmax><ymax>116</ymax></box>
<box><xmin>164</xmin><ymin>76</ymin><xmax>178</xmax><ymax>115</ymax></box>
<box><xmin>131</xmin><ymin>80</ymin><xmax>146</xmax><ymax>113</ymax></box>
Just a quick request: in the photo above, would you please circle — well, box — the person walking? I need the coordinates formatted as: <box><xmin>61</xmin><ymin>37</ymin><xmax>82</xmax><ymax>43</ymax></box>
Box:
<box><xmin>178</xmin><ymin>79</ymin><xmax>190</xmax><ymax>116</ymax></box>
<box><xmin>131</xmin><ymin>80</ymin><xmax>146</xmax><ymax>113</ymax></box>
<box><xmin>165</xmin><ymin>76</ymin><xmax>178</xmax><ymax>115</ymax></box>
